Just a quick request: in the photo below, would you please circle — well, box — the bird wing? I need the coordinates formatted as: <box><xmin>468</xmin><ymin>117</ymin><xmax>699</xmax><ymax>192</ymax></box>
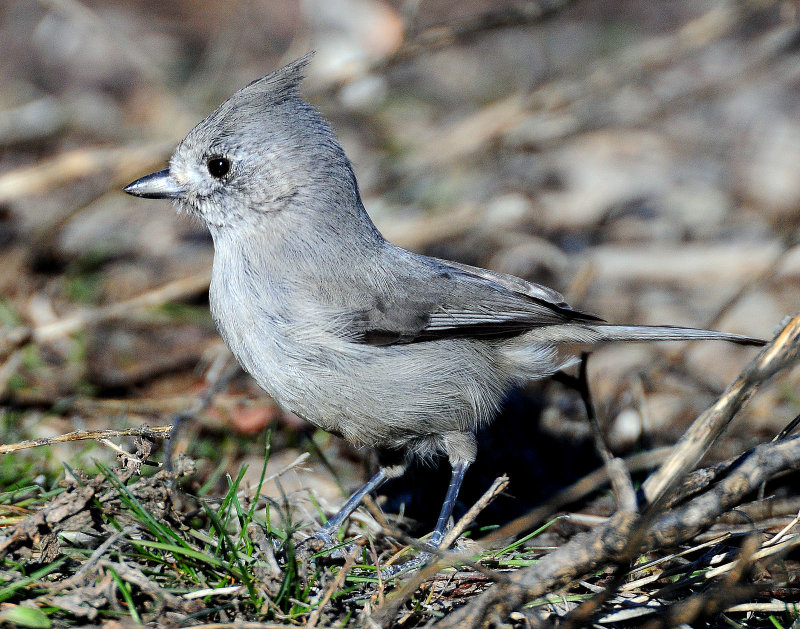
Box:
<box><xmin>347</xmin><ymin>255</ymin><xmax>603</xmax><ymax>346</ymax></box>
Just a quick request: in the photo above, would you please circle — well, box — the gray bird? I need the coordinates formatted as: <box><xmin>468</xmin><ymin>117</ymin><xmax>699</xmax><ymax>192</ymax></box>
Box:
<box><xmin>125</xmin><ymin>53</ymin><xmax>763</xmax><ymax>554</ymax></box>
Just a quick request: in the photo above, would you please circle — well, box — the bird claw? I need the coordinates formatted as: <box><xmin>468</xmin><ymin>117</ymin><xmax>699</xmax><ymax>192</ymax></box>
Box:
<box><xmin>296</xmin><ymin>530</ymin><xmax>358</xmax><ymax>560</ymax></box>
<box><xmin>296</xmin><ymin>532</ymin><xmax>331</xmax><ymax>554</ymax></box>
<box><xmin>380</xmin><ymin>552</ymin><xmax>432</xmax><ymax>579</ymax></box>
<box><xmin>379</xmin><ymin>536</ymin><xmax>466</xmax><ymax>579</ymax></box>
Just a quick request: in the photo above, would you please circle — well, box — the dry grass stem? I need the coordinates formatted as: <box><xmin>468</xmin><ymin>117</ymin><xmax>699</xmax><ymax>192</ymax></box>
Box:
<box><xmin>442</xmin><ymin>474</ymin><xmax>509</xmax><ymax>549</ymax></box>
<box><xmin>0</xmin><ymin>425</ymin><xmax>172</xmax><ymax>455</ymax></box>
<box><xmin>305</xmin><ymin>542</ymin><xmax>363</xmax><ymax>628</ymax></box>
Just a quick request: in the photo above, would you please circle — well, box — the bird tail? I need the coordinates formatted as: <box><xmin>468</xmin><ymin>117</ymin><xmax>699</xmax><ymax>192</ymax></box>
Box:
<box><xmin>589</xmin><ymin>325</ymin><xmax>765</xmax><ymax>346</ymax></box>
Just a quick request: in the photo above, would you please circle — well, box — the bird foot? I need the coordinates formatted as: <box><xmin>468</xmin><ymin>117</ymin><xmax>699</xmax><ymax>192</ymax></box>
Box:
<box><xmin>379</xmin><ymin>535</ymin><xmax>466</xmax><ymax>579</ymax></box>
<box><xmin>296</xmin><ymin>530</ymin><xmax>359</xmax><ymax>562</ymax></box>
<box><xmin>380</xmin><ymin>552</ymin><xmax>432</xmax><ymax>579</ymax></box>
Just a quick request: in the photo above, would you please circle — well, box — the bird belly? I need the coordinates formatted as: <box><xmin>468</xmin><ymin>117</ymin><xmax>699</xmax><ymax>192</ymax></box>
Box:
<box><xmin>210</xmin><ymin>287</ymin><xmax>510</xmax><ymax>455</ymax></box>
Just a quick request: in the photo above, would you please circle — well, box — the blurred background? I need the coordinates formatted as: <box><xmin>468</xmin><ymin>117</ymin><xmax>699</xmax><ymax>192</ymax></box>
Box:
<box><xmin>0</xmin><ymin>0</ymin><xmax>798</xmax><ymax>534</ymax></box>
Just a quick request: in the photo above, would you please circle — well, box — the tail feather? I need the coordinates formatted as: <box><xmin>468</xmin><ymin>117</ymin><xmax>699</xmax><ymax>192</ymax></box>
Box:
<box><xmin>590</xmin><ymin>324</ymin><xmax>765</xmax><ymax>346</ymax></box>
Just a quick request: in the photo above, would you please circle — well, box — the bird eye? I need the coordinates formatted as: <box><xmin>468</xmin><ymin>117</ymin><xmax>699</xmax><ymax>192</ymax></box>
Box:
<box><xmin>207</xmin><ymin>156</ymin><xmax>230</xmax><ymax>179</ymax></box>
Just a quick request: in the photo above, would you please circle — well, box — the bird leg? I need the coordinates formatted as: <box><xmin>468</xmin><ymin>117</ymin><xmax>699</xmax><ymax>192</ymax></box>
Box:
<box><xmin>308</xmin><ymin>456</ymin><xmax>470</xmax><ymax>576</ymax></box>
<box><xmin>428</xmin><ymin>461</ymin><xmax>469</xmax><ymax>547</ymax></box>
<box><xmin>313</xmin><ymin>467</ymin><xmax>389</xmax><ymax>545</ymax></box>
<box><xmin>382</xmin><ymin>460</ymin><xmax>470</xmax><ymax>578</ymax></box>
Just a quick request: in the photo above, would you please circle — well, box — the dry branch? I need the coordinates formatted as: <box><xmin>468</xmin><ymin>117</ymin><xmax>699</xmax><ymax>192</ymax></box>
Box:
<box><xmin>484</xmin><ymin>446</ymin><xmax>673</xmax><ymax>544</ymax></box>
<box><xmin>641</xmin><ymin>314</ymin><xmax>800</xmax><ymax>507</ymax></box>
<box><xmin>438</xmin><ymin>435</ymin><xmax>800</xmax><ymax>627</ymax></box>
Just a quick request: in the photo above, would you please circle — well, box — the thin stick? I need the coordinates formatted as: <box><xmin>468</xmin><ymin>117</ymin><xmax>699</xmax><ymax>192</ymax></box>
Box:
<box><xmin>305</xmin><ymin>542</ymin><xmax>363</xmax><ymax>629</ymax></box>
<box><xmin>442</xmin><ymin>474</ymin><xmax>509</xmax><ymax>548</ymax></box>
<box><xmin>483</xmin><ymin>446</ymin><xmax>672</xmax><ymax>544</ymax></box>
<box><xmin>0</xmin><ymin>142</ymin><xmax>173</xmax><ymax>203</ymax></box>
<box><xmin>640</xmin><ymin>314</ymin><xmax>800</xmax><ymax>508</ymax></box>
<box><xmin>704</xmin><ymin>535</ymin><xmax>800</xmax><ymax>580</ymax></box>
<box><xmin>0</xmin><ymin>426</ymin><xmax>172</xmax><ymax>455</ymax></box>
<box><xmin>372</xmin><ymin>476</ymin><xmax>510</xmax><ymax>626</ymax></box>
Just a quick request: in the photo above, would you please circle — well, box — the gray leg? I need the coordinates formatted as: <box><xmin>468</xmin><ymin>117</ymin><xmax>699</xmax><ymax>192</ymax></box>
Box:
<box><xmin>315</xmin><ymin>467</ymin><xmax>389</xmax><ymax>544</ymax></box>
<box><xmin>429</xmin><ymin>461</ymin><xmax>469</xmax><ymax>547</ymax></box>
<box><xmin>382</xmin><ymin>461</ymin><xmax>470</xmax><ymax>578</ymax></box>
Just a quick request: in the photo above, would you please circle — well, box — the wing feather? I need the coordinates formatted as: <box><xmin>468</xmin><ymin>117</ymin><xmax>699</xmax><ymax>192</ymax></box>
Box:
<box><xmin>348</xmin><ymin>254</ymin><xmax>602</xmax><ymax>346</ymax></box>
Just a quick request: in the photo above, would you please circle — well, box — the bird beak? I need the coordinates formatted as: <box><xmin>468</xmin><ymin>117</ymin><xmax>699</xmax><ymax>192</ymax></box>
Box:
<box><xmin>123</xmin><ymin>169</ymin><xmax>185</xmax><ymax>199</ymax></box>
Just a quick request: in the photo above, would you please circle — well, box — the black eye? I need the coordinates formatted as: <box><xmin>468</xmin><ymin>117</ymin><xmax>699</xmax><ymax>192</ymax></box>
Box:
<box><xmin>207</xmin><ymin>157</ymin><xmax>230</xmax><ymax>179</ymax></box>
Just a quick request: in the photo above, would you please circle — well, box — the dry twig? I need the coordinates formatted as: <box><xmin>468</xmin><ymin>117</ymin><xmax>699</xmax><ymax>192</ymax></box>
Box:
<box><xmin>0</xmin><ymin>425</ymin><xmax>172</xmax><ymax>455</ymax></box>
<box><xmin>372</xmin><ymin>476</ymin><xmax>511</xmax><ymax>625</ymax></box>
